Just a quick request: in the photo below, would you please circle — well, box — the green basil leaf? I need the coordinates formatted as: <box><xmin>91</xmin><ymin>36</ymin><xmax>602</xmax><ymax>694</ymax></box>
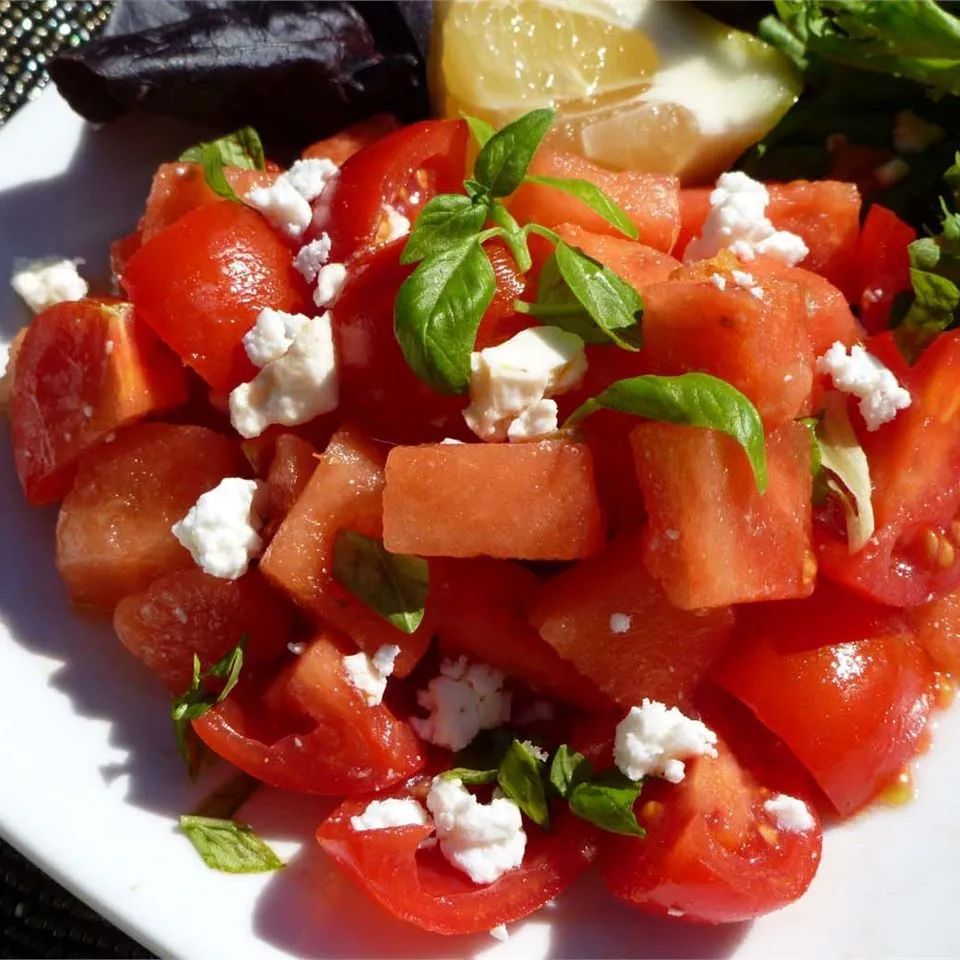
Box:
<box><xmin>568</xmin><ymin>771</ymin><xmax>645</xmax><ymax>838</ymax></box>
<box><xmin>196</xmin><ymin>142</ymin><xmax>243</xmax><ymax>202</ymax></box>
<box><xmin>490</xmin><ymin>200</ymin><xmax>532</xmax><ymax>273</ymax></box>
<box><xmin>523</xmin><ymin>175</ymin><xmax>638</xmax><ymax>240</ymax></box>
<box><xmin>394</xmin><ymin>237</ymin><xmax>496</xmax><ymax>393</ymax></box>
<box><xmin>497</xmin><ymin>739</ymin><xmax>550</xmax><ymax>828</ymax></box>
<box><xmin>179</xmin><ymin>127</ymin><xmax>266</xmax><ymax>170</ymax></box>
<box><xmin>440</xmin><ymin>767</ymin><xmax>499</xmax><ymax>785</ymax></box>
<box><xmin>332</xmin><ymin>531</ymin><xmax>428</xmax><ymax>634</ymax></box>
<box><xmin>567</xmin><ymin>373</ymin><xmax>768</xmax><ymax>493</ymax></box>
<box><xmin>400</xmin><ymin>194</ymin><xmax>490</xmax><ymax>265</ymax></box>
<box><xmin>551</xmin><ymin>242</ymin><xmax>644</xmax><ymax>349</ymax></box>
<box><xmin>179</xmin><ymin>815</ymin><xmax>284</xmax><ymax>873</ymax></box>
<box><xmin>464</xmin><ymin>114</ymin><xmax>496</xmax><ymax>148</ymax></box>
<box><xmin>549</xmin><ymin>745</ymin><xmax>593</xmax><ymax>799</ymax></box>
<box><xmin>474</xmin><ymin>108</ymin><xmax>555</xmax><ymax>197</ymax></box>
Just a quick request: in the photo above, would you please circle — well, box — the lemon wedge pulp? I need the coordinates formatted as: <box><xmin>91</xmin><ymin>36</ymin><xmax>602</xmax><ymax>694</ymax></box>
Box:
<box><xmin>430</xmin><ymin>0</ymin><xmax>801</xmax><ymax>182</ymax></box>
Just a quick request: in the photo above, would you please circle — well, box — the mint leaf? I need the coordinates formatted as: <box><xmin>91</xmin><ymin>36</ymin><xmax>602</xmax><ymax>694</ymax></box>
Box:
<box><xmin>464</xmin><ymin>114</ymin><xmax>496</xmax><ymax>148</ymax></box>
<box><xmin>171</xmin><ymin>638</ymin><xmax>247</xmax><ymax>777</ymax></box>
<box><xmin>497</xmin><ymin>739</ymin><xmax>550</xmax><ymax>828</ymax></box>
<box><xmin>440</xmin><ymin>767</ymin><xmax>499</xmax><ymax>785</ymax></box>
<box><xmin>332</xmin><ymin>531</ymin><xmax>428</xmax><ymax>634</ymax></box>
<box><xmin>567</xmin><ymin>374</ymin><xmax>768</xmax><ymax>493</ymax></box>
<box><xmin>394</xmin><ymin>237</ymin><xmax>496</xmax><ymax>393</ymax></box>
<box><xmin>549</xmin><ymin>745</ymin><xmax>593</xmax><ymax>799</ymax></box>
<box><xmin>400</xmin><ymin>194</ymin><xmax>491</xmax><ymax>265</ymax></box>
<box><xmin>179</xmin><ymin>816</ymin><xmax>283</xmax><ymax>873</ymax></box>
<box><xmin>179</xmin><ymin>127</ymin><xmax>266</xmax><ymax>170</ymax></box>
<box><xmin>474</xmin><ymin>108</ymin><xmax>554</xmax><ymax>197</ymax></box>
<box><xmin>523</xmin><ymin>175</ymin><xmax>638</xmax><ymax>240</ymax></box>
<box><xmin>568</xmin><ymin>770</ymin><xmax>645</xmax><ymax>838</ymax></box>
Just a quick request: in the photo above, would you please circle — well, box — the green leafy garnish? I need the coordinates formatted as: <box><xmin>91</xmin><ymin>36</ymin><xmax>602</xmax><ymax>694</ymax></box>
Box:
<box><xmin>179</xmin><ymin>127</ymin><xmax>266</xmax><ymax>203</ymax></box>
<box><xmin>441</xmin><ymin>767</ymin><xmax>499</xmax><ymax>785</ymax></box>
<box><xmin>332</xmin><ymin>530</ymin><xmax>429</xmax><ymax>634</ymax></box>
<box><xmin>566</xmin><ymin>373</ymin><xmax>768</xmax><ymax>493</ymax></box>
<box><xmin>179</xmin><ymin>816</ymin><xmax>284</xmax><ymax>874</ymax></box>
<box><xmin>568</xmin><ymin>771</ymin><xmax>645</xmax><ymax>838</ymax></box>
<box><xmin>464</xmin><ymin>114</ymin><xmax>496</xmax><ymax>149</ymax></box>
<box><xmin>474</xmin><ymin>108</ymin><xmax>555</xmax><ymax>197</ymax></box>
<box><xmin>497</xmin><ymin>740</ymin><xmax>550</xmax><ymax>828</ymax></box>
<box><xmin>523</xmin><ymin>175</ymin><xmax>638</xmax><ymax>239</ymax></box>
<box><xmin>171</xmin><ymin>638</ymin><xmax>246</xmax><ymax>777</ymax></box>
<box><xmin>400</xmin><ymin>194</ymin><xmax>491</xmax><ymax>265</ymax></box>
<box><xmin>548</xmin><ymin>745</ymin><xmax>593</xmax><ymax>799</ymax></box>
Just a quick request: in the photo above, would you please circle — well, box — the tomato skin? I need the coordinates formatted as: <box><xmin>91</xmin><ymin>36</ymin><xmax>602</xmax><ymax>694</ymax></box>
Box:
<box><xmin>316</xmin><ymin>799</ymin><xmax>597</xmax><ymax>934</ymax></box>
<box><xmin>601</xmin><ymin>746</ymin><xmax>822</xmax><ymax>924</ymax></box>
<box><xmin>855</xmin><ymin>204</ymin><xmax>916</xmax><ymax>334</ymax></box>
<box><xmin>195</xmin><ymin>631</ymin><xmax>425</xmax><ymax>795</ymax></box>
<box><xmin>816</xmin><ymin>331</ymin><xmax>960</xmax><ymax>607</ymax></box>
<box><xmin>713</xmin><ymin>584</ymin><xmax>935</xmax><ymax>816</ymax></box>
<box><xmin>123</xmin><ymin>201</ymin><xmax>311</xmax><ymax>391</ymax></box>
<box><xmin>314</xmin><ymin>119</ymin><xmax>469</xmax><ymax>262</ymax></box>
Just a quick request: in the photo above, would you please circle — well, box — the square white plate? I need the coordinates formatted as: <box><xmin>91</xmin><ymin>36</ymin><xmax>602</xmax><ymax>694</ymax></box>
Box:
<box><xmin>1</xmin><ymin>89</ymin><xmax>958</xmax><ymax>960</ymax></box>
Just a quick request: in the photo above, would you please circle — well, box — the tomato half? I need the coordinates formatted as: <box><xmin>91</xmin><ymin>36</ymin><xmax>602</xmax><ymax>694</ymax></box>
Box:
<box><xmin>855</xmin><ymin>204</ymin><xmax>916</xmax><ymax>334</ymax></box>
<box><xmin>713</xmin><ymin>583</ymin><xmax>934</xmax><ymax>815</ymax></box>
<box><xmin>313</xmin><ymin>119</ymin><xmax>469</xmax><ymax>262</ymax></box>
<box><xmin>316</xmin><ymin>798</ymin><xmax>597</xmax><ymax>934</ymax></box>
<box><xmin>601</xmin><ymin>745</ymin><xmax>822</xmax><ymax>924</ymax></box>
<box><xmin>816</xmin><ymin>331</ymin><xmax>960</xmax><ymax>607</ymax></box>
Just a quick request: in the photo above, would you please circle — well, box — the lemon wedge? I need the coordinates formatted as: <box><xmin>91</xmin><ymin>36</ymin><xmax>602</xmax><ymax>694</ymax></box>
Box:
<box><xmin>430</xmin><ymin>0</ymin><xmax>801</xmax><ymax>182</ymax></box>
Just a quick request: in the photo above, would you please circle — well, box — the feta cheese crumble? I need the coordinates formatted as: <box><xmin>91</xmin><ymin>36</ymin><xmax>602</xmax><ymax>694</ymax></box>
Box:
<box><xmin>464</xmin><ymin>326</ymin><xmax>587</xmax><ymax>441</ymax></box>
<box><xmin>426</xmin><ymin>777</ymin><xmax>526</xmax><ymax>885</ymax></box>
<box><xmin>893</xmin><ymin>110</ymin><xmax>944</xmax><ymax>155</ymax></box>
<box><xmin>241</xmin><ymin>308</ymin><xmax>310</xmax><ymax>368</ymax></box>
<box><xmin>350</xmin><ymin>797</ymin><xmax>430</xmax><ymax>832</ymax></box>
<box><xmin>293</xmin><ymin>234</ymin><xmax>332</xmax><ymax>283</ymax></box>
<box><xmin>763</xmin><ymin>793</ymin><xmax>816</xmax><ymax>833</ymax></box>
<box><xmin>342</xmin><ymin>644</ymin><xmax>401</xmax><ymax>706</ymax></box>
<box><xmin>411</xmin><ymin>657</ymin><xmax>511</xmax><ymax>751</ymax></box>
<box><xmin>283</xmin><ymin>157</ymin><xmax>338</xmax><ymax>203</ymax></box>
<box><xmin>11</xmin><ymin>258</ymin><xmax>88</xmax><ymax>313</ymax></box>
<box><xmin>229</xmin><ymin>312</ymin><xmax>338</xmax><ymax>438</ymax></box>
<box><xmin>314</xmin><ymin>262</ymin><xmax>348</xmax><ymax>308</ymax></box>
<box><xmin>609</xmin><ymin>612</ymin><xmax>632</xmax><ymax>634</ymax></box>
<box><xmin>171</xmin><ymin>477</ymin><xmax>266</xmax><ymax>579</ymax></box>
<box><xmin>684</xmin><ymin>171</ymin><xmax>808</xmax><ymax>267</ymax></box>
<box><xmin>709</xmin><ymin>273</ymin><xmax>727</xmax><ymax>291</ymax></box>
<box><xmin>614</xmin><ymin>699</ymin><xmax>718</xmax><ymax>784</ymax></box>
<box><xmin>244</xmin><ymin>178</ymin><xmax>313</xmax><ymax>239</ymax></box>
<box><xmin>381</xmin><ymin>203</ymin><xmax>411</xmax><ymax>243</ymax></box>
<box><xmin>506</xmin><ymin>398</ymin><xmax>559</xmax><ymax>442</ymax></box>
<box><xmin>489</xmin><ymin>925</ymin><xmax>510</xmax><ymax>942</ymax></box>
<box><xmin>816</xmin><ymin>341</ymin><xmax>911</xmax><ymax>431</ymax></box>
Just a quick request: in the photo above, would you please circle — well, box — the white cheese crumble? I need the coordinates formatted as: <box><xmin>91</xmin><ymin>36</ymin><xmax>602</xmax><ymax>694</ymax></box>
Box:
<box><xmin>816</xmin><ymin>341</ymin><xmax>911</xmax><ymax>431</ymax></box>
<box><xmin>314</xmin><ymin>262</ymin><xmax>348</xmax><ymax>308</ymax></box>
<box><xmin>709</xmin><ymin>273</ymin><xmax>727</xmax><ymax>291</ymax></box>
<box><xmin>171</xmin><ymin>477</ymin><xmax>266</xmax><ymax>580</ymax></box>
<box><xmin>521</xmin><ymin>741</ymin><xmax>549</xmax><ymax>762</ymax></box>
<box><xmin>342</xmin><ymin>644</ymin><xmax>401</xmax><ymax>707</ymax></box>
<box><xmin>241</xmin><ymin>308</ymin><xmax>310</xmax><ymax>368</ymax></box>
<box><xmin>244</xmin><ymin>178</ymin><xmax>313</xmax><ymax>239</ymax></box>
<box><xmin>293</xmin><ymin>234</ymin><xmax>332</xmax><ymax>283</ymax></box>
<box><xmin>506</xmin><ymin>398</ymin><xmax>559</xmax><ymax>442</ymax></box>
<box><xmin>684</xmin><ymin>171</ymin><xmax>808</xmax><ymax>267</ymax></box>
<box><xmin>283</xmin><ymin>157</ymin><xmax>338</xmax><ymax>203</ymax></box>
<box><xmin>229</xmin><ymin>312</ymin><xmax>338</xmax><ymax>439</ymax></box>
<box><xmin>609</xmin><ymin>612</ymin><xmax>632</xmax><ymax>634</ymax></box>
<box><xmin>411</xmin><ymin>657</ymin><xmax>511</xmax><ymax>752</ymax></box>
<box><xmin>763</xmin><ymin>793</ymin><xmax>816</xmax><ymax>833</ymax></box>
<box><xmin>426</xmin><ymin>777</ymin><xmax>526</xmax><ymax>885</ymax></box>
<box><xmin>489</xmin><ymin>925</ymin><xmax>510</xmax><ymax>942</ymax></box>
<box><xmin>287</xmin><ymin>641</ymin><xmax>306</xmax><ymax>656</ymax></box>
<box><xmin>11</xmin><ymin>258</ymin><xmax>88</xmax><ymax>313</ymax></box>
<box><xmin>893</xmin><ymin>110</ymin><xmax>944</xmax><ymax>155</ymax></box>
<box><xmin>614</xmin><ymin>699</ymin><xmax>718</xmax><ymax>784</ymax></box>
<box><xmin>350</xmin><ymin>797</ymin><xmax>430</xmax><ymax>832</ymax></box>
<box><xmin>381</xmin><ymin>203</ymin><xmax>411</xmax><ymax>243</ymax></box>
<box><xmin>464</xmin><ymin>326</ymin><xmax>586</xmax><ymax>441</ymax></box>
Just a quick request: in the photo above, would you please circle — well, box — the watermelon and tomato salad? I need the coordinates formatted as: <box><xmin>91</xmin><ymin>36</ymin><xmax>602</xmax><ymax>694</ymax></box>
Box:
<box><xmin>3</xmin><ymin>88</ymin><xmax>960</xmax><ymax>938</ymax></box>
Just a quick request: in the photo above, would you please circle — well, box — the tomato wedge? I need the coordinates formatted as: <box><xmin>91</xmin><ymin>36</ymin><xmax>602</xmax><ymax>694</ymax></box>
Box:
<box><xmin>317</xmin><ymin>798</ymin><xmax>597</xmax><ymax>935</ymax></box>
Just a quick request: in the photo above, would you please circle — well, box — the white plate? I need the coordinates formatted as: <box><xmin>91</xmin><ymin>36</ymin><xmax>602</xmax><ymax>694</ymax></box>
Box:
<box><xmin>1</xmin><ymin>89</ymin><xmax>959</xmax><ymax>960</ymax></box>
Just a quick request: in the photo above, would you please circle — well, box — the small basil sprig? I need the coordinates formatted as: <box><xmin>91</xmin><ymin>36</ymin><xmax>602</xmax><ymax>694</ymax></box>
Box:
<box><xmin>444</xmin><ymin>738</ymin><xmax>645</xmax><ymax>838</ymax></box>
<box><xmin>171</xmin><ymin>638</ymin><xmax>246</xmax><ymax>777</ymax></box>
<box><xmin>179</xmin><ymin>816</ymin><xmax>284</xmax><ymax>874</ymax></box>
<box><xmin>179</xmin><ymin>126</ymin><xmax>266</xmax><ymax>203</ymax></box>
<box><xmin>567</xmin><ymin>373</ymin><xmax>768</xmax><ymax>493</ymax></box>
<box><xmin>395</xmin><ymin>108</ymin><xmax>640</xmax><ymax>392</ymax></box>
<box><xmin>333</xmin><ymin>530</ymin><xmax>429</xmax><ymax>633</ymax></box>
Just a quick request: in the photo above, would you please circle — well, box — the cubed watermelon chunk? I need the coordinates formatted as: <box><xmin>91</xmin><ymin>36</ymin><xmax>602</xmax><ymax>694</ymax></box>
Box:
<box><xmin>264</xmin><ymin>433</ymin><xmax>318</xmax><ymax>525</ymax></box>
<box><xmin>383</xmin><ymin>441</ymin><xmax>605</xmax><ymax>560</ymax></box>
<box><xmin>632</xmin><ymin>422</ymin><xmax>814</xmax><ymax>609</ymax></box>
<box><xmin>56</xmin><ymin>422</ymin><xmax>248</xmax><ymax>609</ymax></box>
